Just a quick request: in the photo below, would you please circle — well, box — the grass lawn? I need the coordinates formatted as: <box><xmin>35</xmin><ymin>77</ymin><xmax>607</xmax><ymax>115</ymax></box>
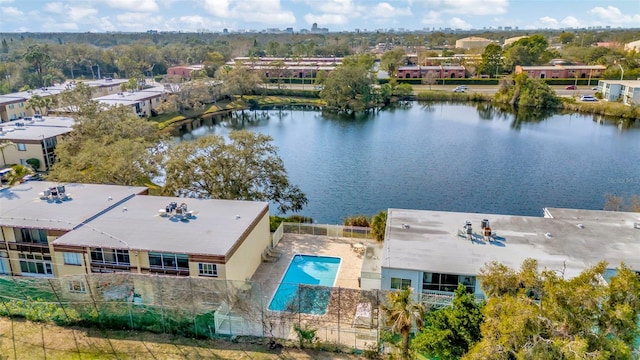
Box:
<box><xmin>0</xmin><ymin>317</ymin><xmax>365</xmax><ymax>359</ymax></box>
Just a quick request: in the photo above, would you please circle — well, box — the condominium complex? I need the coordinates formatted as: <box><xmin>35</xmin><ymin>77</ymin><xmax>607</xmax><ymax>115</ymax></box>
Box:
<box><xmin>0</xmin><ymin>182</ymin><xmax>271</xmax><ymax>284</ymax></box>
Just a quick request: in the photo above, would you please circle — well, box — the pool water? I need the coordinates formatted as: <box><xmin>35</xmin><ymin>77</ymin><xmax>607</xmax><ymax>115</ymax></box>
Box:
<box><xmin>268</xmin><ymin>255</ymin><xmax>341</xmax><ymax>314</ymax></box>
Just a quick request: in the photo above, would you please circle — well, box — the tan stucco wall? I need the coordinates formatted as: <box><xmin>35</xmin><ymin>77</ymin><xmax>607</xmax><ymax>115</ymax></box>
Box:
<box><xmin>2</xmin><ymin>143</ymin><xmax>44</xmax><ymax>169</ymax></box>
<box><xmin>222</xmin><ymin>212</ymin><xmax>271</xmax><ymax>282</ymax></box>
<box><xmin>4</xmin><ymin>101</ymin><xmax>32</xmax><ymax>120</ymax></box>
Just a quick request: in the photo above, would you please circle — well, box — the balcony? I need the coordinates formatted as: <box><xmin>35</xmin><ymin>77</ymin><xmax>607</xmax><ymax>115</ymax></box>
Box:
<box><xmin>90</xmin><ymin>262</ymin><xmax>131</xmax><ymax>273</ymax></box>
<box><xmin>10</xmin><ymin>242</ymin><xmax>50</xmax><ymax>254</ymax></box>
<box><xmin>145</xmin><ymin>266</ymin><xmax>190</xmax><ymax>276</ymax></box>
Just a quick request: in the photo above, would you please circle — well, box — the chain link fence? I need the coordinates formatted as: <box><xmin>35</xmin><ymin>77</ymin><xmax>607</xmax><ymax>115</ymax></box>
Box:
<box><xmin>0</xmin><ymin>272</ymin><xmax>393</xmax><ymax>355</ymax></box>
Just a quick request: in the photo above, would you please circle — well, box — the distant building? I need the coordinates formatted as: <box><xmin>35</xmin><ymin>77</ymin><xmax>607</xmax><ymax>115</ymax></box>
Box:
<box><xmin>397</xmin><ymin>65</ymin><xmax>466</xmax><ymax>79</ymax></box>
<box><xmin>624</xmin><ymin>39</ymin><xmax>640</xmax><ymax>52</ymax></box>
<box><xmin>503</xmin><ymin>36</ymin><xmax>528</xmax><ymax>47</ymax></box>
<box><xmin>166</xmin><ymin>65</ymin><xmax>205</xmax><ymax>79</ymax></box>
<box><xmin>595</xmin><ymin>42</ymin><xmax>622</xmax><ymax>49</ymax></box>
<box><xmin>94</xmin><ymin>86</ymin><xmax>166</xmax><ymax>117</ymax></box>
<box><xmin>230</xmin><ymin>57</ymin><xmax>342</xmax><ymax>79</ymax></box>
<box><xmin>0</xmin><ymin>115</ymin><xmax>74</xmax><ymax>170</ymax></box>
<box><xmin>455</xmin><ymin>36</ymin><xmax>492</xmax><ymax>50</ymax></box>
<box><xmin>597</xmin><ymin>80</ymin><xmax>640</xmax><ymax>105</ymax></box>
<box><xmin>514</xmin><ymin>64</ymin><xmax>606</xmax><ymax>79</ymax></box>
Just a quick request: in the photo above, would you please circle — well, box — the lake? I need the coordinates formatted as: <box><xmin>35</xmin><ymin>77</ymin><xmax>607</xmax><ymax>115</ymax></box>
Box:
<box><xmin>176</xmin><ymin>103</ymin><xmax>640</xmax><ymax>224</ymax></box>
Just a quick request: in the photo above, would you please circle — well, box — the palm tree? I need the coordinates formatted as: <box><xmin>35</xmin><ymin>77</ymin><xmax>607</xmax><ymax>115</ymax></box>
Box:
<box><xmin>370</xmin><ymin>210</ymin><xmax>387</xmax><ymax>242</ymax></box>
<box><xmin>0</xmin><ymin>141</ymin><xmax>16</xmax><ymax>167</ymax></box>
<box><xmin>4</xmin><ymin>164</ymin><xmax>33</xmax><ymax>186</ymax></box>
<box><xmin>382</xmin><ymin>287</ymin><xmax>425</xmax><ymax>360</ymax></box>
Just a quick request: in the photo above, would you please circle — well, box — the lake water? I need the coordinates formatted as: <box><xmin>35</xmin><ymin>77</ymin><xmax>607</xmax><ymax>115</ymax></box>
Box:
<box><xmin>176</xmin><ymin>103</ymin><xmax>640</xmax><ymax>224</ymax></box>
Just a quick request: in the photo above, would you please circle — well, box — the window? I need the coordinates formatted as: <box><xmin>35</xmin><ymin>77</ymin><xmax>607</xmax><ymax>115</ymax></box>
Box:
<box><xmin>198</xmin><ymin>263</ymin><xmax>218</xmax><ymax>277</ymax></box>
<box><xmin>16</xmin><ymin>228</ymin><xmax>47</xmax><ymax>244</ymax></box>
<box><xmin>423</xmin><ymin>272</ymin><xmax>475</xmax><ymax>293</ymax></box>
<box><xmin>17</xmin><ymin>143</ymin><xmax>27</xmax><ymax>151</ymax></box>
<box><xmin>19</xmin><ymin>102</ymin><xmax>24</xmax><ymax>108</ymax></box>
<box><xmin>148</xmin><ymin>252</ymin><xmax>189</xmax><ymax>270</ymax></box>
<box><xmin>390</xmin><ymin>277</ymin><xmax>412</xmax><ymax>290</ymax></box>
<box><xmin>19</xmin><ymin>254</ymin><xmax>53</xmax><ymax>276</ymax></box>
<box><xmin>68</xmin><ymin>280</ymin><xmax>86</xmax><ymax>293</ymax></box>
<box><xmin>90</xmin><ymin>248</ymin><xmax>130</xmax><ymax>265</ymax></box>
<box><xmin>63</xmin><ymin>252</ymin><xmax>82</xmax><ymax>265</ymax></box>
<box><xmin>8</xmin><ymin>104</ymin><xmax>14</xmax><ymax>109</ymax></box>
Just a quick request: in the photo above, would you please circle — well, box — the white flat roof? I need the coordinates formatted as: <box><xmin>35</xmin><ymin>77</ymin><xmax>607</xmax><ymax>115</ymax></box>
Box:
<box><xmin>383</xmin><ymin>208</ymin><xmax>640</xmax><ymax>278</ymax></box>
<box><xmin>0</xmin><ymin>182</ymin><xmax>148</xmax><ymax>231</ymax></box>
<box><xmin>94</xmin><ymin>86</ymin><xmax>165</xmax><ymax>104</ymax></box>
<box><xmin>0</xmin><ymin>116</ymin><xmax>75</xmax><ymax>140</ymax></box>
<box><xmin>52</xmin><ymin>195</ymin><xmax>269</xmax><ymax>257</ymax></box>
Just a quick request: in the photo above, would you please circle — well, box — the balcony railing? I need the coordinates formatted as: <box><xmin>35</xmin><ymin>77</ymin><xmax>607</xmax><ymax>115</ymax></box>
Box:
<box><xmin>90</xmin><ymin>262</ymin><xmax>131</xmax><ymax>273</ymax></box>
<box><xmin>9</xmin><ymin>243</ymin><xmax>50</xmax><ymax>254</ymax></box>
<box><xmin>145</xmin><ymin>266</ymin><xmax>190</xmax><ymax>276</ymax></box>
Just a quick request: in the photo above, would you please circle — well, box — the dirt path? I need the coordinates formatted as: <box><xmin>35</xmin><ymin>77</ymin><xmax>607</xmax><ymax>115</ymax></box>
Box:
<box><xmin>0</xmin><ymin>318</ymin><xmax>365</xmax><ymax>360</ymax></box>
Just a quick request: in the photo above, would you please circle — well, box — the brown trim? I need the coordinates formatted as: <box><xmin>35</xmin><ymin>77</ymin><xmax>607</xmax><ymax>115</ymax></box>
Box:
<box><xmin>190</xmin><ymin>254</ymin><xmax>225</xmax><ymax>263</ymax></box>
<box><xmin>47</xmin><ymin>229</ymin><xmax>68</xmax><ymax>237</ymax></box>
<box><xmin>53</xmin><ymin>245</ymin><xmax>85</xmax><ymax>253</ymax></box>
<box><xmin>225</xmin><ymin>204</ymin><xmax>268</xmax><ymax>260</ymax></box>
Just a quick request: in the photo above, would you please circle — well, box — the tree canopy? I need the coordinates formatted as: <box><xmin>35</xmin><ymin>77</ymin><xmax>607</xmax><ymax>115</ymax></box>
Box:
<box><xmin>47</xmin><ymin>106</ymin><xmax>162</xmax><ymax>186</ymax></box>
<box><xmin>382</xmin><ymin>287</ymin><xmax>426</xmax><ymax>360</ymax></box>
<box><xmin>319</xmin><ymin>54</ymin><xmax>376</xmax><ymax>114</ymax></box>
<box><xmin>464</xmin><ymin>259</ymin><xmax>640</xmax><ymax>359</ymax></box>
<box><xmin>413</xmin><ymin>283</ymin><xmax>484</xmax><ymax>360</ymax></box>
<box><xmin>162</xmin><ymin>131</ymin><xmax>308</xmax><ymax>214</ymax></box>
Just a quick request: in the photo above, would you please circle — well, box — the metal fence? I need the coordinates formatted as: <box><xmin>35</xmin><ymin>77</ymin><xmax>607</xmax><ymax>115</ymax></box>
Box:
<box><xmin>273</xmin><ymin>222</ymin><xmax>372</xmax><ymax>247</ymax></box>
<box><xmin>0</xmin><ymin>273</ymin><xmax>392</xmax><ymax>357</ymax></box>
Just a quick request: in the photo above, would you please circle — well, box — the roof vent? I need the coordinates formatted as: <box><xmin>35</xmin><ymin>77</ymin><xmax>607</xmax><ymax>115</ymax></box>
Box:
<box><xmin>634</xmin><ymin>222</ymin><xmax>640</xmax><ymax>229</ymax></box>
<box><xmin>235</xmin><ymin>215</ymin><xmax>241</xmax><ymax>220</ymax></box>
<box><xmin>577</xmin><ymin>223</ymin><xmax>584</xmax><ymax>229</ymax></box>
<box><xmin>545</xmin><ymin>232</ymin><xmax>553</xmax><ymax>238</ymax></box>
<box><xmin>402</xmin><ymin>223</ymin><xmax>410</xmax><ymax>229</ymax></box>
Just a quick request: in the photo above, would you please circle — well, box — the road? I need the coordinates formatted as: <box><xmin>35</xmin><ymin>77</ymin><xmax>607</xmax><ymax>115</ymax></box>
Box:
<box><xmin>269</xmin><ymin>83</ymin><xmax>599</xmax><ymax>98</ymax></box>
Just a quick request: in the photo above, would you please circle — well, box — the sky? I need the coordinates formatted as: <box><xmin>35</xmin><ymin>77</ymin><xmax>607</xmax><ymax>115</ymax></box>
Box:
<box><xmin>0</xmin><ymin>0</ymin><xmax>639</xmax><ymax>33</ymax></box>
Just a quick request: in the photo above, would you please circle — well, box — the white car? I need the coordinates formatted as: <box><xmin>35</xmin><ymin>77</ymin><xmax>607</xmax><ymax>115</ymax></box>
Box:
<box><xmin>453</xmin><ymin>86</ymin><xmax>466</xmax><ymax>93</ymax></box>
<box><xmin>580</xmin><ymin>95</ymin><xmax>597</xmax><ymax>102</ymax></box>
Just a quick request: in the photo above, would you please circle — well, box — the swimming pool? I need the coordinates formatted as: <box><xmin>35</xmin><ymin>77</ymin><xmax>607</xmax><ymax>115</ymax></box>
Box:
<box><xmin>268</xmin><ymin>254</ymin><xmax>341</xmax><ymax>315</ymax></box>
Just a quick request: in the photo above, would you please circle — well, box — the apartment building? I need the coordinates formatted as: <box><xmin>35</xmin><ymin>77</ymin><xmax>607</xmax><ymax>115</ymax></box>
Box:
<box><xmin>0</xmin><ymin>115</ymin><xmax>74</xmax><ymax>170</ymax></box>
<box><xmin>94</xmin><ymin>86</ymin><xmax>166</xmax><ymax>116</ymax></box>
<box><xmin>597</xmin><ymin>80</ymin><xmax>640</xmax><ymax>105</ymax></box>
<box><xmin>0</xmin><ymin>182</ymin><xmax>271</xmax><ymax>285</ymax></box>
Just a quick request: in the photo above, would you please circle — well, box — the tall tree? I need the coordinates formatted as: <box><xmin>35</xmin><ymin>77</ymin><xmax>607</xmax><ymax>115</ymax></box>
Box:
<box><xmin>503</xmin><ymin>34</ymin><xmax>552</xmax><ymax>70</ymax></box>
<box><xmin>370</xmin><ymin>210</ymin><xmax>387</xmax><ymax>242</ymax></box>
<box><xmin>162</xmin><ymin>131</ymin><xmax>308</xmax><ymax>214</ymax></box>
<box><xmin>48</xmin><ymin>106</ymin><xmax>161</xmax><ymax>186</ymax></box>
<box><xmin>380</xmin><ymin>48</ymin><xmax>407</xmax><ymax>79</ymax></box>
<box><xmin>320</xmin><ymin>54</ymin><xmax>375</xmax><ymax>114</ymax></box>
<box><xmin>478</xmin><ymin>43</ymin><xmax>503</xmax><ymax>77</ymax></box>
<box><xmin>382</xmin><ymin>287</ymin><xmax>426</xmax><ymax>360</ymax></box>
<box><xmin>465</xmin><ymin>259</ymin><xmax>640</xmax><ymax>359</ymax></box>
<box><xmin>215</xmin><ymin>65</ymin><xmax>262</xmax><ymax>99</ymax></box>
<box><xmin>413</xmin><ymin>284</ymin><xmax>484</xmax><ymax>360</ymax></box>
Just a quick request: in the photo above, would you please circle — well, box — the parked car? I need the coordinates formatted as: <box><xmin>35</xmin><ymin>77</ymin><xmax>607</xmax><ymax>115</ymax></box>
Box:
<box><xmin>22</xmin><ymin>173</ymin><xmax>43</xmax><ymax>182</ymax></box>
<box><xmin>453</xmin><ymin>86</ymin><xmax>466</xmax><ymax>93</ymax></box>
<box><xmin>580</xmin><ymin>95</ymin><xmax>598</xmax><ymax>102</ymax></box>
<box><xmin>591</xmin><ymin>86</ymin><xmax>599</xmax><ymax>90</ymax></box>
<box><xmin>566</xmin><ymin>85</ymin><xmax>576</xmax><ymax>90</ymax></box>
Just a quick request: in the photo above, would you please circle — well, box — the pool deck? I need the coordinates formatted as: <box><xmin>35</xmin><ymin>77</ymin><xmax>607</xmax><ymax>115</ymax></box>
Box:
<box><xmin>251</xmin><ymin>233</ymin><xmax>371</xmax><ymax>307</ymax></box>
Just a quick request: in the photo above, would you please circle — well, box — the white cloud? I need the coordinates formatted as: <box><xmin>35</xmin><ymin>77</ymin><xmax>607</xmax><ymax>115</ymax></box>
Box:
<box><xmin>203</xmin><ymin>0</ymin><xmax>229</xmax><ymax>17</ymax></box>
<box><xmin>69</xmin><ymin>7</ymin><xmax>98</xmax><ymax>21</ymax></box>
<box><xmin>368</xmin><ymin>3</ymin><xmax>412</xmax><ymax>18</ymax></box>
<box><xmin>314</xmin><ymin>0</ymin><xmax>357</xmax><ymax>15</ymax></box>
<box><xmin>203</xmin><ymin>0</ymin><xmax>295</xmax><ymax>25</ymax></box>
<box><xmin>1</xmin><ymin>6</ymin><xmax>23</xmax><ymax>17</ymax></box>
<box><xmin>422</xmin><ymin>0</ymin><xmax>508</xmax><ymax>16</ymax></box>
<box><xmin>421</xmin><ymin>10</ymin><xmax>442</xmax><ymax>25</ymax></box>
<box><xmin>44</xmin><ymin>2</ymin><xmax>64</xmax><ymax>14</ymax></box>
<box><xmin>105</xmin><ymin>0</ymin><xmax>159</xmax><ymax>12</ymax></box>
<box><xmin>304</xmin><ymin>13</ymin><xmax>348</xmax><ymax>25</ymax></box>
<box><xmin>588</xmin><ymin>6</ymin><xmax>640</xmax><ymax>25</ymax></box>
<box><xmin>538</xmin><ymin>16</ymin><xmax>559</xmax><ymax>28</ymax></box>
<box><xmin>560</xmin><ymin>16</ymin><xmax>580</xmax><ymax>28</ymax></box>
<box><xmin>449</xmin><ymin>17</ymin><xmax>472</xmax><ymax>29</ymax></box>
<box><xmin>0</xmin><ymin>0</ymin><xmax>15</xmax><ymax>3</ymax></box>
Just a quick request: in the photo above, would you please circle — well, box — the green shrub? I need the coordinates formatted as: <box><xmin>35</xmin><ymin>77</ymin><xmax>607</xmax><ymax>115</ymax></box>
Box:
<box><xmin>344</xmin><ymin>215</ymin><xmax>370</xmax><ymax>227</ymax></box>
<box><xmin>25</xmin><ymin>158</ymin><xmax>40</xmax><ymax>170</ymax></box>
